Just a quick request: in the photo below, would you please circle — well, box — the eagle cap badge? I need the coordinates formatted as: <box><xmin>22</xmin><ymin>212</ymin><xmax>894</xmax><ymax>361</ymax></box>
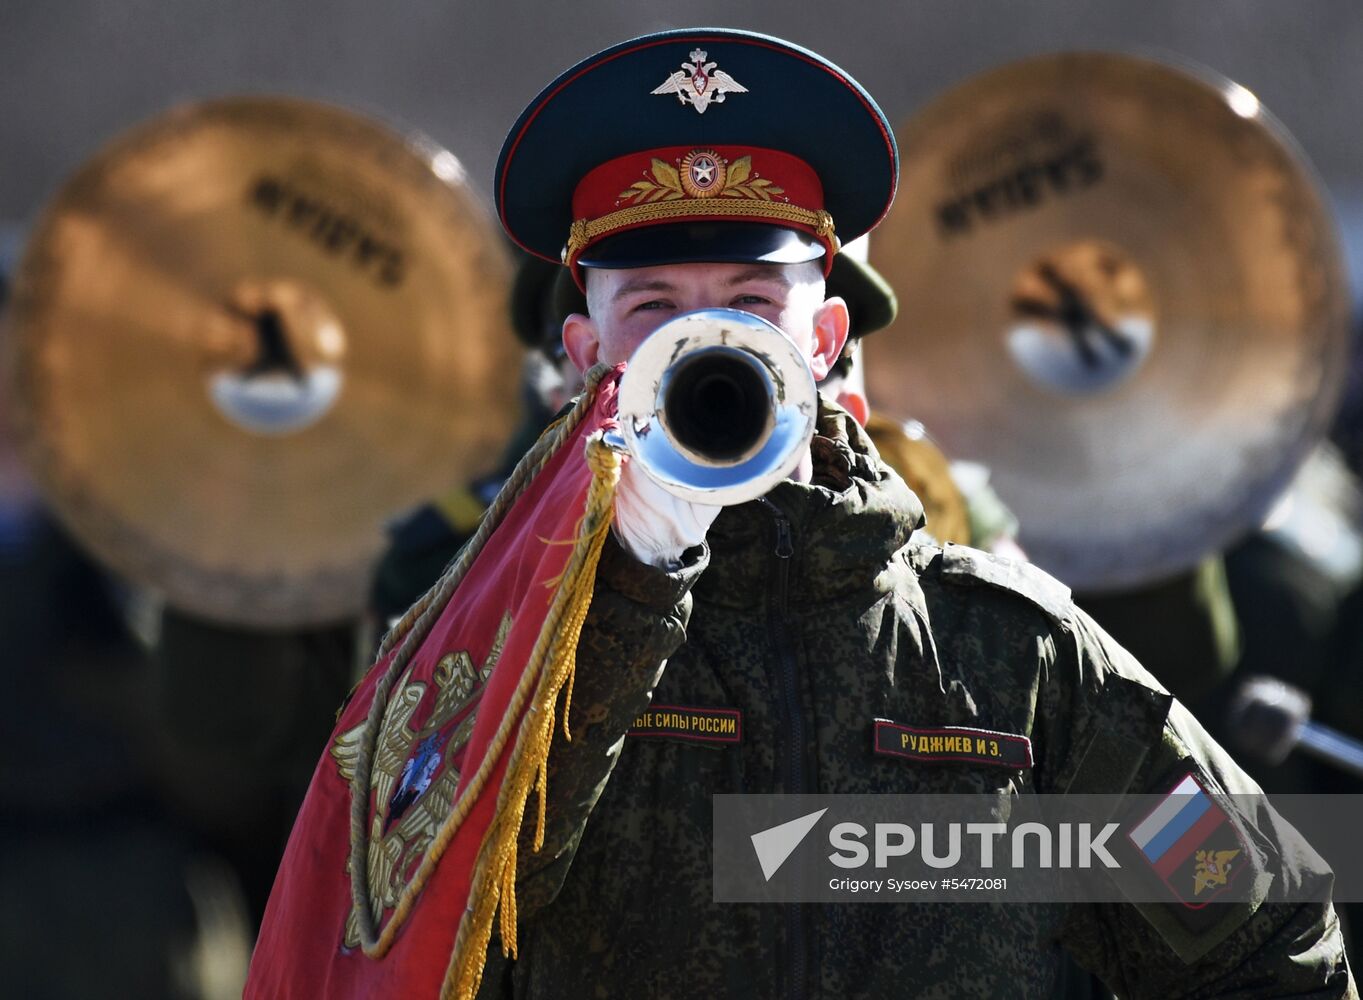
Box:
<box><xmin>652</xmin><ymin>48</ymin><xmax>749</xmax><ymax>114</ymax></box>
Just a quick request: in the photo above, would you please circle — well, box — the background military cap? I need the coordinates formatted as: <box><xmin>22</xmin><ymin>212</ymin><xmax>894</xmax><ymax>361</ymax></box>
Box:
<box><xmin>831</xmin><ymin>245</ymin><xmax>897</xmax><ymax>339</ymax></box>
<box><xmin>508</xmin><ymin>250</ymin><xmax>587</xmax><ymax>356</ymax></box>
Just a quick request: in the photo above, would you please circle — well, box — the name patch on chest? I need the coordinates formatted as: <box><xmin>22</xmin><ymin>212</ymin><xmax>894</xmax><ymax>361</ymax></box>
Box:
<box><xmin>873</xmin><ymin>719</ymin><xmax>1032</xmax><ymax>769</ymax></box>
<box><xmin>629</xmin><ymin>705</ymin><xmax>742</xmax><ymax>744</ymax></box>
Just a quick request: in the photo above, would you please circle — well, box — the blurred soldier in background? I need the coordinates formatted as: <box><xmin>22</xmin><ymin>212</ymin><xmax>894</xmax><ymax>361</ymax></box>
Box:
<box><xmin>0</xmin><ymin>261</ymin><xmax>253</xmax><ymax>999</ymax></box>
<box><xmin>1322</xmin><ymin>342</ymin><xmax>1363</xmax><ymax>763</ymax></box>
<box><xmin>147</xmin><ymin>609</ymin><xmax>359</xmax><ymax>924</ymax></box>
<box><xmin>1077</xmin><ymin>559</ymin><xmax>1242</xmax><ymax>709</ymax></box>
<box><xmin>0</xmin><ymin>96</ymin><xmax>518</xmax><ymax>965</ymax></box>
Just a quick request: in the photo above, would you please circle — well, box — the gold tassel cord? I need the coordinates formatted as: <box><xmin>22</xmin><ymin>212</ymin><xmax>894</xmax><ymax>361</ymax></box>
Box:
<box><xmin>377</xmin><ymin>392</ymin><xmax>587</xmax><ymax>662</ymax></box>
<box><xmin>441</xmin><ymin>434</ymin><xmax>620</xmax><ymax>1000</ymax></box>
<box><xmin>344</xmin><ymin>365</ymin><xmax>613</xmax><ymax>958</ymax></box>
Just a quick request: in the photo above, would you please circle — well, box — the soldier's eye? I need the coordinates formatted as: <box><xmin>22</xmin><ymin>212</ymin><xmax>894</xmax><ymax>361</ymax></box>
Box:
<box><xmin>732</xmin><ymin>294</ymin><xmax>772</xmax><ymax>306</ymax></box>
<box><xmin>633</xmin><ymin>299</ymin><xmax>672</xmax><ymax>312</ymax></box>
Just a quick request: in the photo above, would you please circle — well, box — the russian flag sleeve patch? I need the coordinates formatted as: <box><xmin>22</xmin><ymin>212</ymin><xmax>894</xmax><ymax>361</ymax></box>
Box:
<box><xmin>1128</xmin><ymin>772</ymin><xmax>1249</xmax><ymax>908</ymax></box>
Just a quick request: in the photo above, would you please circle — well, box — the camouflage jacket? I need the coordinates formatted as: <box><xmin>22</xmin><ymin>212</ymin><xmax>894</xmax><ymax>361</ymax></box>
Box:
<box><xmin>480</xmin><ymin>402</ymin><xmax>1354</xmax><ymax>1000</ymax></box>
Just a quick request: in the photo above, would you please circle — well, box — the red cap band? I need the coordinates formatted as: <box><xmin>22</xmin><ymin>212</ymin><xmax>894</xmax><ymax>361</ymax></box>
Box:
<box><xmin>563</xmin><ymin>145</ymin><xmax>838</xmax><ymax>273</ymax></box>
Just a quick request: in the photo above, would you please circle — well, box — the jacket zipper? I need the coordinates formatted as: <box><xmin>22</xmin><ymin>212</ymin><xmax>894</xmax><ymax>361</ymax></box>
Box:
<box><xmin>759</xmin><ymin>496</ymin><xmax>811</xmax><ymax>1000</ymax></box>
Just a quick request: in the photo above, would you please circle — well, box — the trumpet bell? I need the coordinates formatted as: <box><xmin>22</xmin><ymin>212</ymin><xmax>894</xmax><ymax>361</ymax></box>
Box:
<box><xmin>616</xmin><ymin>308</ymin><xmax>818</xmax><ymax>506</ymax></box>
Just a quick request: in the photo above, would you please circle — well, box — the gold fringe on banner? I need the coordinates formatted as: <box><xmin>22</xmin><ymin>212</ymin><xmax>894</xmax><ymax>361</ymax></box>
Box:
<box><xmin>442</xmin><ymin>433</ymin><xmax>619</xmax><ymax>999</ymax></box>
<box><xmin>341</xmin><ymin>366</ymin><xmax>620</xmax><ymax>1000</ymax></box>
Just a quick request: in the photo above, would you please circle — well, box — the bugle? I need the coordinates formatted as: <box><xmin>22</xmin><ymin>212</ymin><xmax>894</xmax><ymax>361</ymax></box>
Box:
<box><xmin>611</xmin><ymin>308</ymin><xmax>818</xmax><ymax>506</ymax></box>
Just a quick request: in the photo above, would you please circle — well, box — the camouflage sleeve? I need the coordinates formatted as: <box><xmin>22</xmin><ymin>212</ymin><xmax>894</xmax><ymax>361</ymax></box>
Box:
<box><xmin>512</xmin><ymin>531</ymin><xmax>708</xmax><ymax>919</ymax></box>
<box><xmin>1044</xmin><ymin>610</ymin><xmax>1356</xmax><ymax>997</ymax></box>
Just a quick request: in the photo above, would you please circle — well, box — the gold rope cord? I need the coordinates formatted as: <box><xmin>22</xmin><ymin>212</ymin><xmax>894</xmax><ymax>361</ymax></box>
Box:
<box><xmin>565</xmin><ymin>200</ymin><xmax>835</xmax><ymax>261</ymax></box>
<box><xmin>441</xmin><ymin>434</ymin><xmax>619</xmax><ymax>1000</ymax></box>
<box><xmin>345</xmin><ymin>364</ymin><xmax>614</xmax><ymax>960</ymax></box>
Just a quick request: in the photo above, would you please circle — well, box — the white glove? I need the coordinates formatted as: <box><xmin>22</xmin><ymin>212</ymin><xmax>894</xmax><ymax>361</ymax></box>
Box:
<box><xmin>612</xmin><ymin>457</ymin><xmax>721</xmax><ymax>569</ymax></box>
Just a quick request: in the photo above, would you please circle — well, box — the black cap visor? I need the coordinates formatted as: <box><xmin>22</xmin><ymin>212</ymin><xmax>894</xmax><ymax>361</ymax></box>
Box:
<box><xmin>577</xmin><ymin>222</ymin><xmax>826</xmax><ymax>271</ymax></box>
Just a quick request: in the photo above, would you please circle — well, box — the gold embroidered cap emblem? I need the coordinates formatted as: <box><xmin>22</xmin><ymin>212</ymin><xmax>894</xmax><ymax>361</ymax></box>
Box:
<box><xmin>617</xmin><ymin>153</ymin><xmax>785</xmax><ymax>206</ymax></box>
<box><xmin>651</xmin><ymin>48</ymin><xmax>749</xmax><ymax>114</ymax></box>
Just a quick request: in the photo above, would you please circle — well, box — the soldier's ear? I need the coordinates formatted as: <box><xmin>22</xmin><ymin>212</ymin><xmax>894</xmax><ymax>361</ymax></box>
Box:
<box><xmin>808</xmin><ymin>296</ymin><xmax>849</xmax><ymax>381</ymax></box>
<box><xmin>561</xmin><ymin>313</ymin><xmax>600</xmax><ymax>374</ymax></box>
